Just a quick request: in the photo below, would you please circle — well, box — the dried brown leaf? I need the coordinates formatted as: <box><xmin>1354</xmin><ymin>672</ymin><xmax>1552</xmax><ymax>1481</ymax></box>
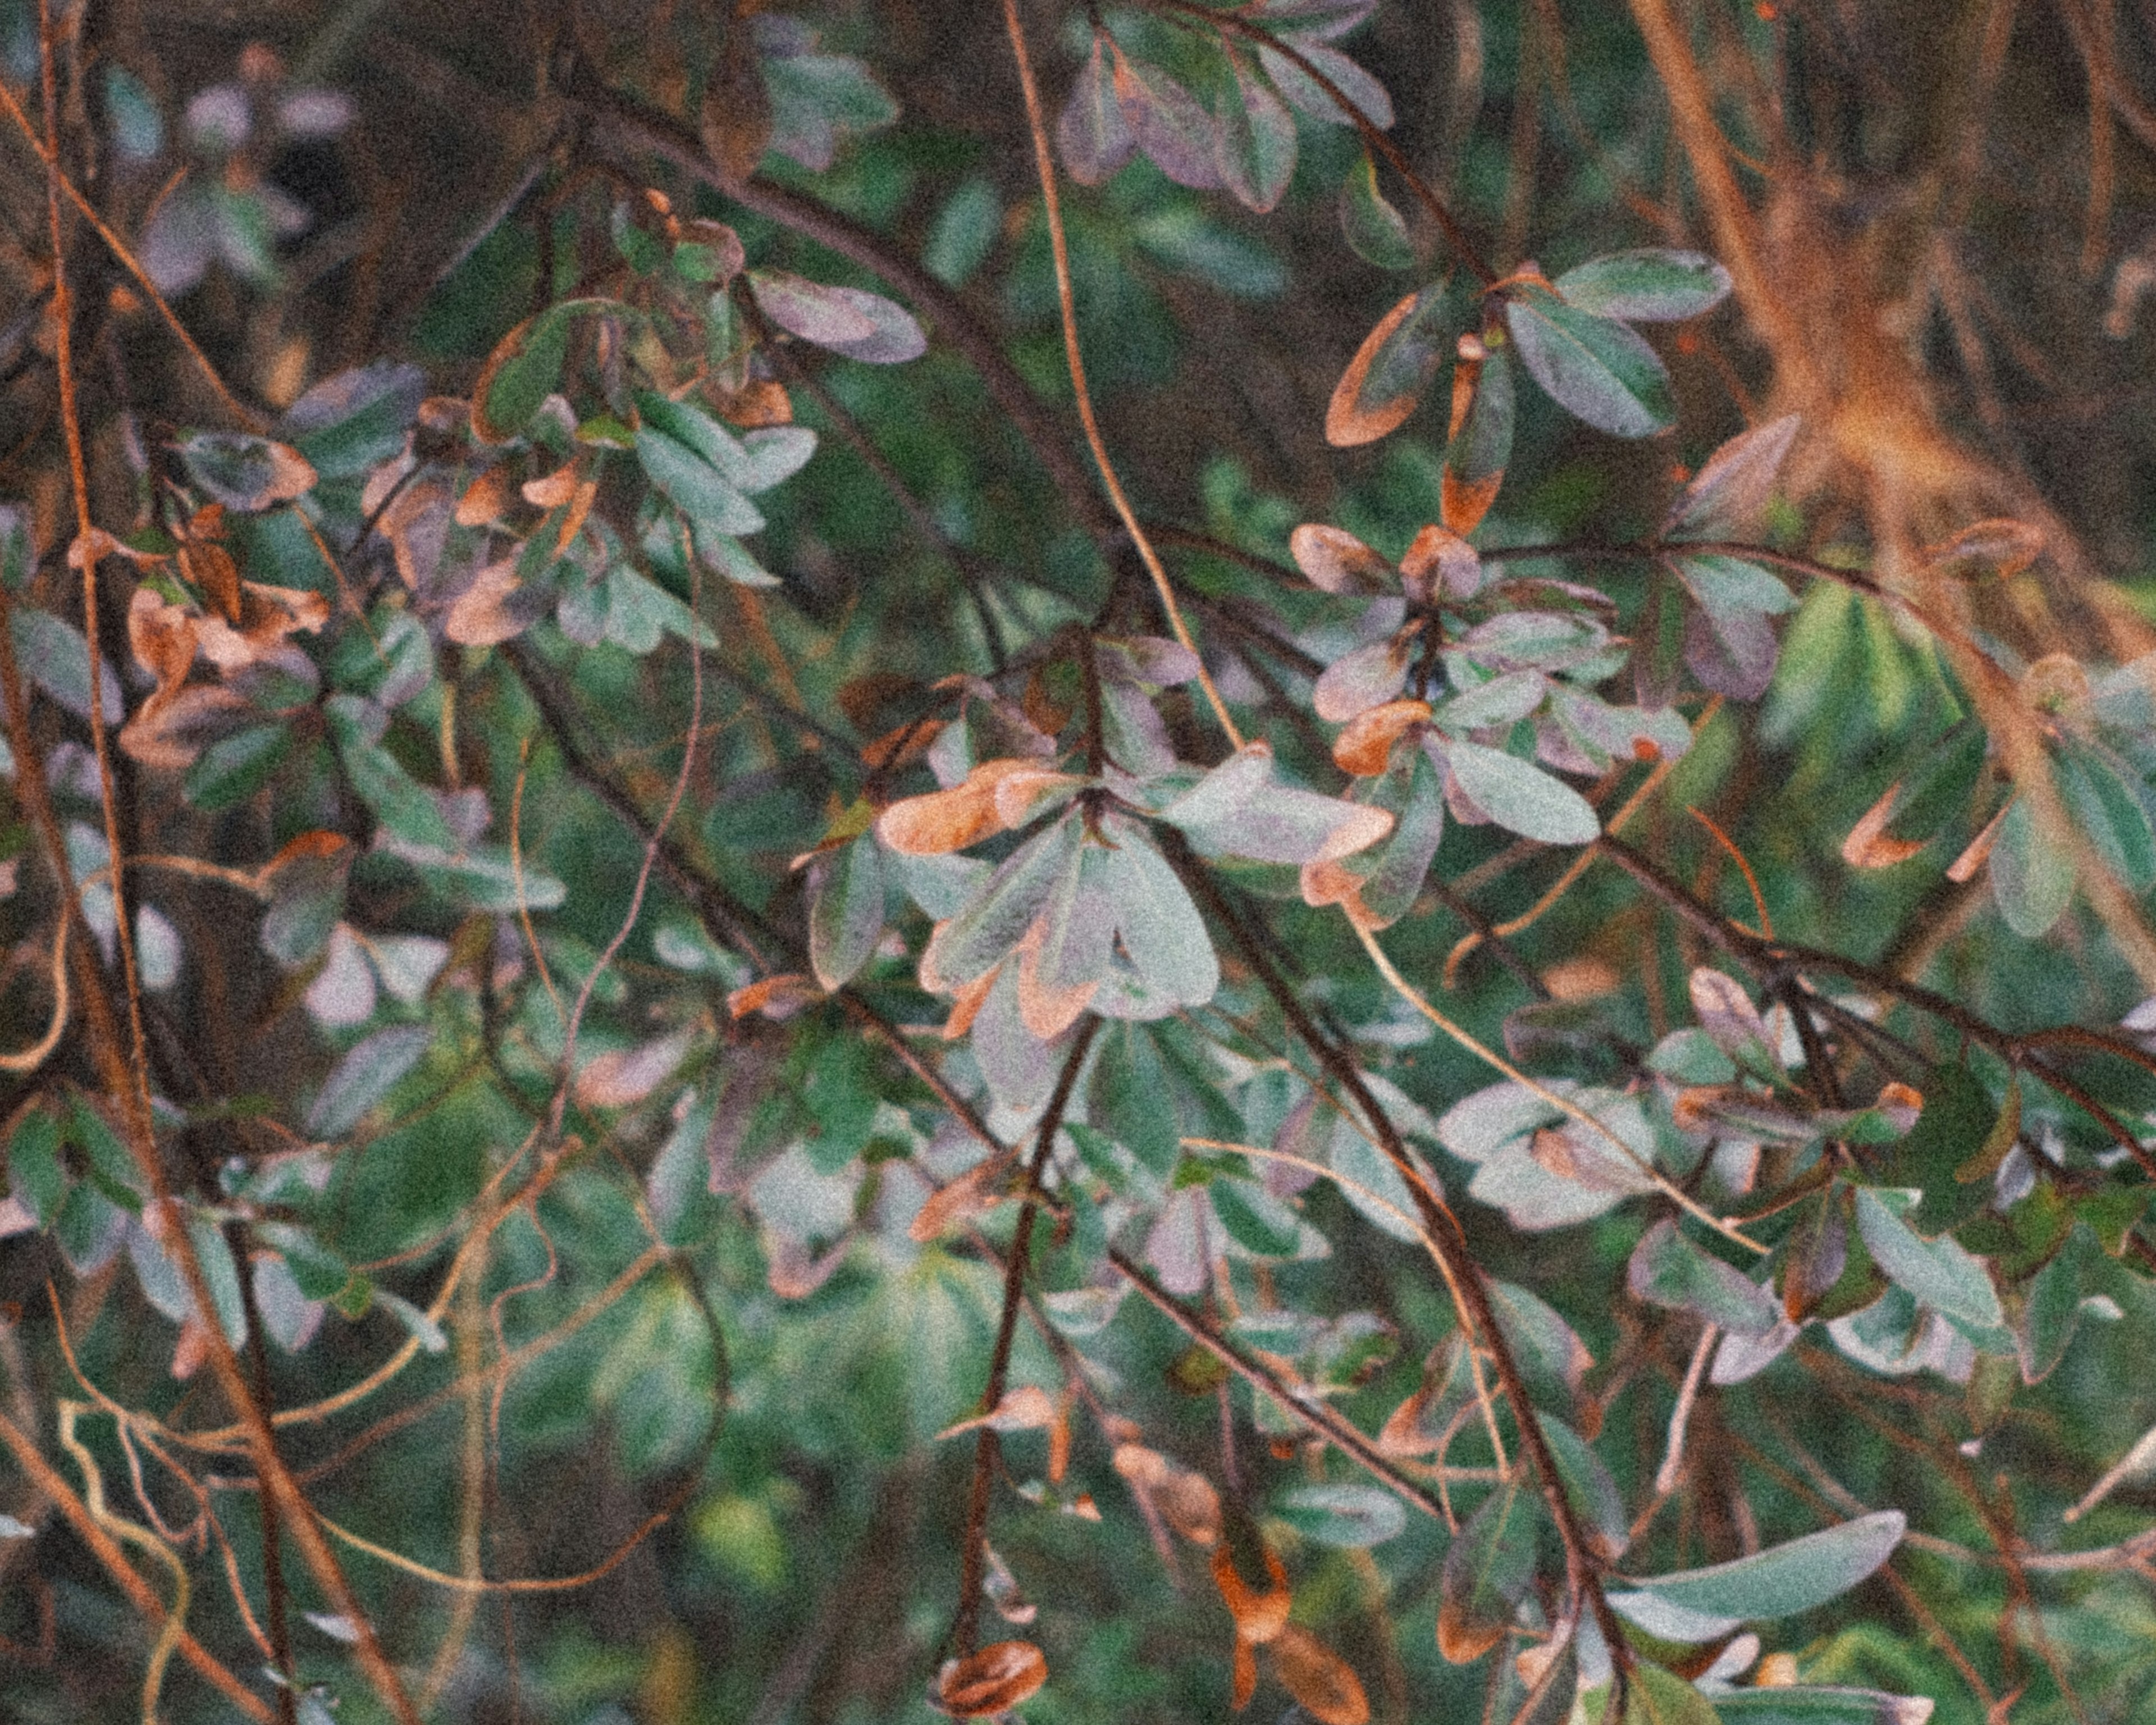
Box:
<box><xmin>1209</xmin><ymin>1537</ymin><xmax>1290</xmax><ymax>1643</ymax></box>
<box><xmin>1289</xmin><ymin>523</ymin><xmax>1393</xmax><ymax>594</ymax></box>
<box><xmin>937</xmin><ymin>1641</ymin><xmax>1047</xmax><ymax>1718</ymax></box>
<box><xmin>1332</xmin><ymin>698</ymin><xmax>1431</xmax><ymax>777</ymax></box>
<box><xmin>909</xmin><ymin>1151</ymin><xmax>1018</xmax><ymax>1243</ymax></box>
<box><xmin>1269</xmin><ymin>1624</ymin><xmax>1371</xmax><ymax>1725</ymax></box>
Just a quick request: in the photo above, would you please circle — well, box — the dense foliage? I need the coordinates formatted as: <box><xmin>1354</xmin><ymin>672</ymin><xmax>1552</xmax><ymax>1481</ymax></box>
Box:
<box><xmin>4</xmin><ymin>2</ymin><xmax>2156</xmax><ymax>1722</ymax></box>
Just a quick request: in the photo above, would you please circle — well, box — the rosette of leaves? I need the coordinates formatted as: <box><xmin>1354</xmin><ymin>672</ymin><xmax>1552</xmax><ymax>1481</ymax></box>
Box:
<box><xmin>1057</xmin><ymin>0</ymin><xmax>1391</xmax><ymax>212</ymax></box>
<box><xmin>1284</xmin><ymin>521</ymin><xmax>1688</xmax><ymax>924</ymax></box>
<box><xmin>1845</xmin><ymin>640</ymin><xmax>2156</xmax><ymax>940</ymax></box>
<box><xmin>1327</xmin><ymin>248</ymin><xmax>1732</xmax><ymax>450</ymax></box>
<box><xmin>873</xmin><ymin>638</ymin><xmax>1390</xmax><ymax>1075</ymax></box>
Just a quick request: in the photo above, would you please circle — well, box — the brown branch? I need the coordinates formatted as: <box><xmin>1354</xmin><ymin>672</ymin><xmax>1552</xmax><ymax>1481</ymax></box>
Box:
<box><xmin>1154</xmin><ymin>826</ymin><xmax>1634</xmax><ymax>1677</ymax></box>
<box><xmin>953</xmin><ymin>1017</ymin><xmax>1097</xmax><ymax>1658</ymax></box>
<box><xmin>0</xmin><ymin>1407</ymin><xmax>276</xmax><ymax>1723</ymax></box>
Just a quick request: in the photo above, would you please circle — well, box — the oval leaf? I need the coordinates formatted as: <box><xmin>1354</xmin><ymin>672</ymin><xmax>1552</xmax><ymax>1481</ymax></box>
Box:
<box><xmin>1327</xmin><ymin>285</ymin><xmax>1450</xmax><ymax>446</ymax></box>
<box><xmin>1618</xmin><ymin>1509</ymin><xmax>1906</xmax><ymax>1631</ymax></box>
<box><xmin>1504</xmin><ymin>284</ymin><xmax>1673</xmax><ymax>438</ymax></box>
<box><xmin>1554</xmin><ymin>248</ymin><xmax>1732</xmax><ymax>322</ymax></box>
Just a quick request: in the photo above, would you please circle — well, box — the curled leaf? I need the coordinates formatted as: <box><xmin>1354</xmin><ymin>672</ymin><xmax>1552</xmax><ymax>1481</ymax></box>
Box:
<box><xmin>1210</xmin><ymin>1535</ymin><xmax>1291</xmax><ymax>1641</ymax></box>
<box><xmin>936</xmin><ymin>1640</ymin><xmax>1047</xmax><ymax>1718</ymax></box>
<box><xmin>1269</xmin><ymin>1623</ymin><xmax>1371</xmax><ymax>1725</ymax></box>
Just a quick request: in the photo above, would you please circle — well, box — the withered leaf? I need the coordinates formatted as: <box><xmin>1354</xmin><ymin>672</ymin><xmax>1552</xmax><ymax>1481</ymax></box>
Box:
<box><xmin>936</xmin><ymin>1641</ymin><xmax>1047</xmax><ymax>1718</ymax></box>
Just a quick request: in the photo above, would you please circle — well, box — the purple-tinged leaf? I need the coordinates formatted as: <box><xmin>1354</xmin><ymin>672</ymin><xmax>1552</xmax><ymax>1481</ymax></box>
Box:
<box><xmin>1683</xmin><ymin>594</ymin><xmax>1782</xmax><ymax>699</ymax></box>
<box><xmin>1554</xmin><ymin>248</ymin><xmax>1732</xmax><ymax>322</ymax></box>
<box><xmin>1058</xmin><ymin>33</ymin><xmax>1135</xmax><ymax>185</ymax></box>
<box><xmin>1505</xmin><ymin>282</ymin><xmax>1674</xmax><ymax>437</ymax></box>
<box><xmin>1112</xmin><ymin>48</ymin><xmax>1223</xmax><ymax>190</ymax></box>
<box><xmin>1258</xmin><ymin>39</ymin><xmax>1394</xmax><ymax>128</ymax></box>
<box><xmin>1665</xmin><ymin>414</ymin><xmax>1801</xmax><ymax>541</ymax></box>
<box><xmin>1313</xmin><ymin>633</ymin><xmax>1413</xmax><ymax>722</ymax></box>
<box><xmin>1216</xmin><ymin>46</ymin><xmax>1296</xmax><ymax>213</ymax></box>
<box><xmin>748</xmin><ymin>269</ymin><xmax>926</xmax><ymax>363</ymax></box>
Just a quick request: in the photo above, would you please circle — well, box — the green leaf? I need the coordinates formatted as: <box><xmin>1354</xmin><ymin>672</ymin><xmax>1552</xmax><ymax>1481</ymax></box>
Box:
<box><xmin>1097</xmin><ymin>816</ymin><xmax>1219</xmax><ymax>1011</ymax></box>
<box><xmin>1441</xmin><ymin>340</ymin><xmax>1513</xmax><ymax>535</ymax></box>
<box><xmin>1209</xmin><ymin>1174</ymin><xmax>1303</xmax><ymax>1258</ymax></box>
<box><xmin>308</xmin><ymin>1024</ymin><xmax>432</xmax><ymax>1139</ymax></box>
<box><xmin>1436</xmin><ymin>1480</ymin><xmax>1538</xmax><ymax>1662</ymax></box>
<box><xmin>480</xmin><ymin>311</ymin><xmax>569</xmax><ymax>444</ymax></box>
<box><xmin>177</xmin><ymin>433</ymin><xmax>316</xmax><ymax>512</ymax></box>
<box><xmin>1554</xmin><ymin>249</ymin><xmax>1732</xmax><ymax>322</ymax></box>
<box><xmin>7</xmin><ymin>1107</ymin><xmax>66</xmax><ymax>1226</ymax></box>
<box><xmin>1536</xmin><ymin>1412</ymin><xmax>1629</xmax><ymax>1558</ymax></box>
<box><xmin>11</xmin><ymin>607</ymin><xmax>122</xmax><ymax>725</ymax></box>
<box><xmin>2057</xmin><ymin>740</ymin><xmax>2156</xmax><ymax>889</ymax></box>
<box><xmin>636</xmin><ymin>426</ymin><xmax>767</xmax><ymax>536</ymax></box>
<box><xmin>255</xmin><ymin>1221</ymin><xmax>355</xmax><ymax>1303</ymax></box>
<box><xmin>1628</xmin><ymin>1219</ymin><xmax>1782</xmax><ymax>1338</ymax></box>
<box><xmin>1615</xmin><ymin>1510</ymin><xmax>1904</xmax><ymax>1636</ymax></box>
<box><xmin>1326</xmin><ymin>283</ymin><xmax>1450</xmax><ymax>446</ymax></box>
<box><xmin>185</xmin><ymin>722</ymin><xmax>294</xmax><ymax>811</ymax></box>
<box><xmin>1339</xmin><ymin>150</ymin><xmax>1414</xmax><ymax>268</ymax></box>
<box><xmin>1274</xmin><ymin>1482</ymin><xmax>1406</xmax><ymax>1547</ymax></box>
<box><xmin>1709</xmin><ymin>1687</ymin><xmax>1935</xmax><ymax>1724</ymax></box>
<box><xmin>1867</xmin><ymin>1065</ymin><xmax>2011</xmax><ymax>1236</ymax></box>
<box><xmin>283</xmin><ymin>362</ymin><xmax>427</xmax><ymax>478</ymax></box>
<box><xmin>1438</xmin><ymin>737</ymin><xmax>1601</xmax><ymax>845</ymax></box>
<box><xmin>924</xmin><ymin>812</ymin><xmax>1081</xmax><ymax>988</ymax></box>
<box><xmin>1853</xmin><ymin>1189</ymin><xmax>2004</xmax><ymax>1330</ymax></box>
<box><xmin>1504</xmin><ymin>282</ymin><xmax>1674</xmax><ymax>437</ymax></box>
<box><xmin>807</xmin><ymin>834</ymin><xmax>886</xmax><ymax>992</ymax></box>
<box><xmin>1577</xmin><ymin>1665</ymin><xmax>1720</xmax><ymax>1725</ymax></box>
<box><xmin>1990</xmin><ymin>795</ymin><xmax>2075</xmax><ymax>938</ymax></box>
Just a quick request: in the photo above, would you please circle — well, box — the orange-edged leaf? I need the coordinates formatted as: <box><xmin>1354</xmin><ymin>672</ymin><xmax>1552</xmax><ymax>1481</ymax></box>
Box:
<box><xmin>1290</xmin><ymin>523</ymin><xmax>1395</xmax><ymax>594</ymax></box>
<box><xmin>940</xmin><ymin>964</ymin><xmax>1000</xmax><ymax>1040</ymax></box>
<box><xmin>522</xmin><ymin>464</ymin><xmax>580</xmax><ymax>510</ymax></box>
<box><xmin>444</xmin><ymin>560</ymin><xmax>530</xmax><ymax>647</ymax></box>
<box><xmin>910</xmin><ymin>1150</ymin><xmax>1018</xmax><ymax>1243</ymax></box>
<box><xmin>1947</xmin><ymin>799</ymin><xmax>2009</xmax><ymax>883</ymax></box>
<box><xmin>1211</xmin><ymin>1535</ymin><xmax>1291</xmax><ymax>1644</ymax></box>
<box><xmin>1442</xmin><ymin>336</ymin><xmax>1513</xmax><ymax>535</ymax></box>
<box><xmin>876</xmin><ymin>759</ymin><xmax>1035</xmax><ymax>855</ymax></box>
<box><xmin>937</xmin><ymin>1641</ymin><xmax>1048</xmax><ymax>1718</ymax></box>
<box><xmin>1333</xmin><ymin>699</ymin><xmax>1431</xmax><ymax>777</ymax></box>
<box><xmin>471</xmin><ymin>311</ymin><xmax>568</xmax><ymax>444</ymax></box>
<box><xmin>1398</xmin><ymin>524</ymin><xmax>1482</xmax><ymax>603</ymax></box>
<box><xmin>1436</xmin><ymin>1478</ymin><xmax>1537</xmax><ymax>1663</ymax></box>
<box><xmin>936</xmin><ymin>1383</ymin><xmax>1058</xmax><ymax>1440</ymax></box>
<box><xmin>455</xmin><ymin>464</ymin><xmax>513</xmax><ymax>527</ymax></box>
<box><xmin>176</xmin><ymin>433</ymin><xmax>318</xmax><ymax>513</ymax></box>
<box><xmin>1842</xmin><ymin>781</ymin><xmax>1926</xmax><ymax>868</ymax></box>
<box><xmin>862</xmin><ymin>717</ymin><xmax>944</xmax><ymax>774</ymax></box>
<box><xmin>1780</xmin><ymin>1190</ymin><xmax>1850</xmax><ymax>1323</ymax></box>
<box><xmin>1925</xmin><ymin>517</ymin><xmax>2044</xmax><ymax>581</ymax></box>
<box><xmin>180</xmin><ymin>540</ymin><xmax>244</xmax><ymax>623</ymax></box>
<box><xmin>1116</xmin><ymin>1443</ymin><xmax>1223</xmax><ymax>1546</ymax></box>
<box><xmin>725</xmin><ymin>973</ymin><xmax>821</xmax><ymax>1020</ymax></box>
<box><xmin>1232</xmin><ymin>1635</ymin><xmax>1258</xmax><ymax>1710</ymax></box>
<box><xmin>1326</xmin><ymin>285</ymin><xmax>1451</xmax><ymax>448</ymax></box>
<box><xmin>1270</xmin><ymin>1624</ymin><xmax>1371</xmax><ymax>1725</ymax></box>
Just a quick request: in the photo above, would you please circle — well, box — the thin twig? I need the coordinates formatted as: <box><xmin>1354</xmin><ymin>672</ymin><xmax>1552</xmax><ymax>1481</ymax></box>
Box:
<box><xmin>1001</xmin><ymin>0</ymin><xmax>1244</xmax><ymax>750</ymax></box>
